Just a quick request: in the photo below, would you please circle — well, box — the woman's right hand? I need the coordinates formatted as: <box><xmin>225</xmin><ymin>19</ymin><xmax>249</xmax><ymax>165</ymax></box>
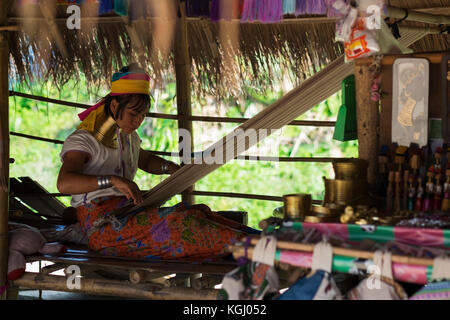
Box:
<box><xmin>111</xmin><ymin>176</ymin><xmax>143</xmax><ymax>205</ymax></box>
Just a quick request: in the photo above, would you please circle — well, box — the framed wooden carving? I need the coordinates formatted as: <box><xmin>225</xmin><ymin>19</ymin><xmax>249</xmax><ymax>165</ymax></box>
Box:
<box><xmin>392</xmin><ymin>58</ymin><xmax>430</xmax><ymax>147</ymax></box>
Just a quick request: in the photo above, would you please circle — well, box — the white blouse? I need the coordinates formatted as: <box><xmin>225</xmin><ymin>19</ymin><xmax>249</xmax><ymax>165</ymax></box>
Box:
<box><xmin>60</xmin><ymin>129</ymin><xmax>141</xmax><ymax>207</ymax></box>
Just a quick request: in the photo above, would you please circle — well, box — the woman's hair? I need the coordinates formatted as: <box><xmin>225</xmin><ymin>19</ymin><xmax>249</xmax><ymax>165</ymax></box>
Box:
<box><xmin>103</xmin><ymin>63</ymin><xmax>151</xmax><ymax>120</ymax></box>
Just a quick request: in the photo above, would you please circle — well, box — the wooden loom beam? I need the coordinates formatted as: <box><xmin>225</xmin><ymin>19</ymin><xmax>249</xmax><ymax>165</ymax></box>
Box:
<box><xmin>130</xmin><ymin>56</ymin><xmax>355</xmax><ymax>211</ymax></box>
<box><xmin>125</xmin><ymin>28</ymin><xmax>429</xmax><ymax>212</ymax></box>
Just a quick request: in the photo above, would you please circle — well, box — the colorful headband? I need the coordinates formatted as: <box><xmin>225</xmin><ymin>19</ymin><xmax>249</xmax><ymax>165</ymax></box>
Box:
<box><xmin>76</xmin><ymin>68</ymin><xmax>150</xmax><ymax>148</ymax></box>
<box><xmin>78</xmin><ymin>69</ymin><xmax>150</xmax><ymax>121</ymax></box>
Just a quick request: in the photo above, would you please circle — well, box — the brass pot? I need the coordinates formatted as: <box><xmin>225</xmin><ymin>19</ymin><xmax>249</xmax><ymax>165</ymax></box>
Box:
<box><xmin>333</xmin><ymin>179</ymin><xmax>368</xmax><ymax>205</ymax></box>
<box><xmin>323</xmin><ymin>176</ymin><xmax>336</xmax><ymax>205</ymax></box>
<box><xmin>283</xmin><ymin>194</ymin><xmax>311</xmax><ymax>221</ymax></box>
<box><xmin>332</xmin><ymin>159</ymin><xmax>368</xmax><ymax>180</ymax></box>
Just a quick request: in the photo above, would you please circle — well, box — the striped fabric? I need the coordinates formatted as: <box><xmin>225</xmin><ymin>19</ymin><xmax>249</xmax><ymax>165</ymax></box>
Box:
<box><xmin>110</xmin><ymin>70</ymin><xmax>150</xmax><ymax>96</ymax></box>
<box><xmin>410</xmin><ymin>281</ymin><xmax>450</xmax><ymax>300</ymax></box>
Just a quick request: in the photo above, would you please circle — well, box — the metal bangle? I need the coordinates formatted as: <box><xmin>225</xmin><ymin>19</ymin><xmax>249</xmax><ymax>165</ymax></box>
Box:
<box><xmin>97</xmin><ymin>176</ymin><xmax>112</xmax><ymax>189</ymax></box>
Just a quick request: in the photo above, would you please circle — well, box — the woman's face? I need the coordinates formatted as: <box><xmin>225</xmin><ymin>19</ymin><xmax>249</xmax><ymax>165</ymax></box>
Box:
<box><xmin>110</xmin><ymin>97</ymin><xmax>149</xmax><ymax>134</ymax></box>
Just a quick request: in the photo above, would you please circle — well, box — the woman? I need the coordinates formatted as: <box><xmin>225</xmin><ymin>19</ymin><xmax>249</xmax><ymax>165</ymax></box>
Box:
<box><xmin>57</xmin><ymin>64</ymin><xmax>250</xmax><ymax>260</ymax></box>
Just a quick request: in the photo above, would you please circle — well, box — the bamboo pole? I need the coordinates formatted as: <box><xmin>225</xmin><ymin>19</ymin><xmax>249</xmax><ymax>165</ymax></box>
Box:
<box><xmin>11</xmin><ymin>132</ymin><xmax>350</xmax><ymax>164</ymax></box>
<box><xmin>10</xmin><ymin>128</ymin><xmax>352</xmax><ymax>163</ymax></box>
<box><xmin>128</xmin><ymin>270</ymin><xmax>170</xmax><ymax>284</ymax></box>
<box><xmin>9</xmin><ymin>90</ymin><xmax>337</xmax><ymax>127</ymax></box>
<box><xmin>355</xmin><ymin>52</ymin><xmax>444</xmax><ymax>66</ymax></box>
<box><xmin>0</xmin><ymin>25</ymin><xmax>18</xmax><ymax>31</ymax></box>
<box><xmin>13</xmin><ymin>272</ymin><xmax>218</xmax><ymax>300</ymax></box>
<box><xmin>6</xmin><ymin>6</ymin><xmax>450</xmax><ymax>25</ymax></box>
<box><xmin>174</xmin><ymin>1</ymin><xmax>195</xmax><ymax>205</ymax></box>
<box><xmin>229</xmin><ymin>244</ymin><xmax>434</xmax><ymax>268</ymax></box>
<box><xmin>7</xmin><ymin>16</ymin><xmax>337</xmax><ymax>25</ymax></box>
<box><xmin>0</xmin><ymin>0</ymin><xmax>9</xmax><ymax>301</ymax></box>
<box><xmin>188</xmin><ymin>190</ymin><xmax>322</xmax><ymax>204</ymax></box>
<box><xmin>11</xmin><ymin>189</ymin><xmax>322</xmax><ymax>204</ymax></box>
<box><xmin>243</xmin><ymin>238</ymin><xmax>435</xmax><ymax>267</ymax></box>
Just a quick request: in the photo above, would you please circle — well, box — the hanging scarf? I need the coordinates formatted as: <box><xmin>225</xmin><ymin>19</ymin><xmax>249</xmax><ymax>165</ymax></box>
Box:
<box><xmin>77</xmin><ymin>68</ymin><xmax>150</xmax><ymax>149</ymax></box>
<box><xmin>211</xmin><ymin>0</ymin><xmax>242</xmax><ymax>21</ymax></box>
<box><xmin>306</xmin><ymin>0</ymin><xmax>327</xmax><ymax>15</ymax></box>
<box><xmin>257</xmin><ymin>0</ymin><xmax>283</xmax><ymax>23</ymax></box>
<box><xmin>283</xmin><ymin>0</ymin><xmax>296</xmax><ymax>15</ymax></box>
<box><xmin>241</xmin><ymin>0</ymin><xmax>258</xmax><ymax>22</ymax></box>
<box><xmin>98</xmin><ymin>0</ymin><xmax>114</xmax><ymax>15</ymax></box>
<box><xmin>114</xmin><ymin>0</ymin><xmax>129</xmax><ymax>16</ymax></box>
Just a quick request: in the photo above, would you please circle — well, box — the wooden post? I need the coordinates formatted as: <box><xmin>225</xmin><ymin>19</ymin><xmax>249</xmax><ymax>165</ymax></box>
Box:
<box><xmin>174</xmin><ymin>1</ymin><xmax>194</xmax><ymax>205</ymax></box>
<box><xmin>0</xmin><ymin>0</ymin><xmax>10</xmax><ymax>300</ymax></box>
<box><xmin>354</xmin><ymin>62</ymin><xmax>379</xmax><ymax>191</ymax></box>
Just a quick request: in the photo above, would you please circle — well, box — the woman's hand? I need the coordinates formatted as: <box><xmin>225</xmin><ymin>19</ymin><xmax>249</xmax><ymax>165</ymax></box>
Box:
<box><xmin>111</xmin><ymin>176</ymin><xmax>143</xmax><ymax>205</ymax></box>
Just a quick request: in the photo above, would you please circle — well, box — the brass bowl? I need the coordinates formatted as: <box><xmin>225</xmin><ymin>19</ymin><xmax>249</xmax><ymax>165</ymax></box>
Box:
<box><xmin>304</xmin><ymin>216</ymin><xmax>321</xmax><ymax>223</ymax></box>
<box><xmin>311</xmin><ymin>205</ymin><xmax>341</xmax><ymax>216</ymax></box>
<box><xmin>332</xmin><ymin>159</ymin><xmax>368</xmax><ymax>180</ymax></box>
<box><xmin>304</xmin><ymin>214</ymin><xmax>340</xmax><ymax>223</ymax></box>
<box><xmin>304</xmin><ymin>205</ymin><xmax>341</xmax><ymax>223</ymax></box>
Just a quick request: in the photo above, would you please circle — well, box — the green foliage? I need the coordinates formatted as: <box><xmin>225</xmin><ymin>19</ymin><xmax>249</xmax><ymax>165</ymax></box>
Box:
<box><xmin>9</xmin><ymin>78</ymin><xmax>358</xmax><ymax>228</ymax></box>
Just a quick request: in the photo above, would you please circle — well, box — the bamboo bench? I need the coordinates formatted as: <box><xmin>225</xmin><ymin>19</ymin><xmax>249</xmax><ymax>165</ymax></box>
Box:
<box><xmin>11</xmin><ymin>243</ymin><xmax>236</xmax><ymax>300</ymax></box>
<box><xmin>7</xmin><ymin>177</ymin><xmax>247</xmax><ymax>299</ymax></box>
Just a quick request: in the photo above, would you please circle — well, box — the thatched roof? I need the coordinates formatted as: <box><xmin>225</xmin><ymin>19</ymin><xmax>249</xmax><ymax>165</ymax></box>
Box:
<box><xmin>5</xmin><ymin>0</ymin><xmax>450</xmax><ymax>99</ymax></box>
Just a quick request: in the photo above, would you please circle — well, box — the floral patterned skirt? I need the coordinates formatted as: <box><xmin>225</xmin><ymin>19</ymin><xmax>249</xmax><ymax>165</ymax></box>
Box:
<box><xmin>76</xmin><ymin>196</ymin><xmax>248</xmax><ymax>260</ymax></box>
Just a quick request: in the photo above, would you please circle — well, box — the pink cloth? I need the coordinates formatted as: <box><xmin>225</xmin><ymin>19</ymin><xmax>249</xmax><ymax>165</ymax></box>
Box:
<box><xmin>77</xmin><ymin>99</ymin><xmax>106</xmax><ymax>121</ymax></box>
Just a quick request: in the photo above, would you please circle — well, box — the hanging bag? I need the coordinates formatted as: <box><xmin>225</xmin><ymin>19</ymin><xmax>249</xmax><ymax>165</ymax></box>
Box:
<box><xmin>410</xmin><ymin>256</ymin><xmax>450</xmax><ymax>300</ymax></box>
<box><xmin>347</xmin><ymin>250</ymin><xmax>408</xmax><ymax>300</ymax></box>
<box><xmin>218</xmin><ymin>236</ymin><xmax>279</xmax><ymax>300</ymax></box>
<box><xmin>277</xmin><ymin>240</ymin><xmax>342</xmax><ymax>300</ymax></box>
